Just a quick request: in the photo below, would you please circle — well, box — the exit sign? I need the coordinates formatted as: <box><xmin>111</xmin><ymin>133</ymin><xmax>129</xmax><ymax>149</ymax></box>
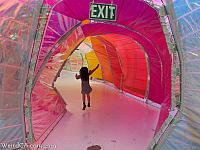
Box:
<box><xmin>89</xmin><ymin>3</ymin><xmax>117</xmax><ymax>21</ymax></box>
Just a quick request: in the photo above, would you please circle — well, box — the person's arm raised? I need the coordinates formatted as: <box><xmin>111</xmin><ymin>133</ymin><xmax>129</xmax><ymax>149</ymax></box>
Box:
<box><xmin>89</xmin><ymin>64</ymin><xmax>99</xmax><ymax>75</ymax></box>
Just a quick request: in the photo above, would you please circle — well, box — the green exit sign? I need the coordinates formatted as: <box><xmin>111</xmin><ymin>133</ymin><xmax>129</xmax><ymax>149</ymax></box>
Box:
<box><xmin>90</xmin><ymin>3</ymin><xmax>117</xmax><ymax>21</ymax></box>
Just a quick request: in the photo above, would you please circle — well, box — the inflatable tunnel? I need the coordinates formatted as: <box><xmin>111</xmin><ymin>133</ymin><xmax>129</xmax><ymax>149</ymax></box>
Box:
<box><xmin>0</xmin><ymin>0</ymin><xmax>200</xmax><ymax>149</ymax></box>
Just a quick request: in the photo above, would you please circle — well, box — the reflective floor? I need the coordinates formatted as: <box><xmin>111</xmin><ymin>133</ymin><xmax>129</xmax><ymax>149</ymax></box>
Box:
<box><xmin>42</xmin><ymin>71</ymin><xmax>160</xmax><ymax>150</ymax></box>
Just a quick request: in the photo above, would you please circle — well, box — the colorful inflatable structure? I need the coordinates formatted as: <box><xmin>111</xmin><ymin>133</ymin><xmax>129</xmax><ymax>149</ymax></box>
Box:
<box><xmin>0</xmin><ymin>0</ymin><xmax>199</xmax><ymax>149</ymax></box>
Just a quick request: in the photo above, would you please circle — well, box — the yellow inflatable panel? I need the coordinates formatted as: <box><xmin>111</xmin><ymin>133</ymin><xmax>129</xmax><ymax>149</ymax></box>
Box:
<box><xmin>85</xmin><ymin>51</ymin><xmax>103</xmax><ymax>79</ymax></box>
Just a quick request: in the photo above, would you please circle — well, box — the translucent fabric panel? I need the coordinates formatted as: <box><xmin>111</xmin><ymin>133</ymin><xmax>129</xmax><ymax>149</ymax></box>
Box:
<box><xmin>91</xmin><ymin>37</ymin><xmax>113</xmax><ymax>83</ymax></box>
<box><xmin>31</xmin><ymin>81</ymin><xmax>65</xmax><ymax>143</ymax></box>
<box><xmin>0</xmin><ymin>93</ymin><xmax>21</xmax><ymax>109</ymax></box>
<box><xmin>0</xmin><ymin>110</ymin><xmax>22</xmax><ymax>129</ymax></box>
<box><xmin>157</xmin><ymin>0</ymin><xmax>200</xmax><ymax>149</ymax></box>
<box><xmin>0</xmin><ymin>40</ymin><xmax>22</xmax><ymax>65</ymax></box>
<box><xmin>38</xmin><ymin>61</ymin><xmax>61</xmax><ymax>85</ymax></box>
<box><xmin>3</xmin><ymin>67</ymin><xmax>22</xmax><ymax>92</ymax></box>
<box><xmin>31</xmin><ymin>27</ymin><xmax>85</xmax><ymax>143</ymax></box>
<box><xmin>43</xmin><ymin>0</ymin><xmax>59</xmax><ymax>6</ymax></box>
<box><xmin>85</xmin><ymin>51</ymin><xmax>103</xmax><ymax>79</ymax></box>
<box><xmin>0</xmin><ymin>0</ymin><xmax>42</xmax><ymax>146</ymax></box>
<box><xmin>115</xmin><ymin>40</ymin><xmax>146</xmax><ymax>97</ymax></box>
<box><xmin>35</xmin><ymin>26</ymin><xmax>84</xmax><ymax>85</ymax></box>
<box><xmin>95</xmin><ymin>37</ymin><xmax>122</xmax><ymax>89</ymax></box>
<box><xmin>53</xmin><ymin>27</ymin><xmax>85</xmax><ymax>61</ymax></box>
<box><xmin>101</xmin><ymin>34</ymin><xmax>148</xmax><ymax>98</ymax></box>
<box><xmin>0</xmin><ymin>126</ymin><xmax>24</xmax><ymax>145</ymax></box>
<box><xmin>64</xmin><ymin>50</ymin><xmax>84</xmax><ymax>72</ymax></box>
<box><xmin>152</xmin><ymin>0</ymin><xmax>164</xmax><ymax>5</ymax></box>
<box><xmin>34</xmin><ymin>10</ymin><xmax>80</xmax><ymax>76</ymax></box>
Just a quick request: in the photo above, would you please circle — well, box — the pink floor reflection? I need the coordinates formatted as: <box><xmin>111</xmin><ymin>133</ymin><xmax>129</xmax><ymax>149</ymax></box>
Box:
<box><xmin>41</xmin><ymin>71</ymin><xmax>160</xmax><ymax>150</ymax></box>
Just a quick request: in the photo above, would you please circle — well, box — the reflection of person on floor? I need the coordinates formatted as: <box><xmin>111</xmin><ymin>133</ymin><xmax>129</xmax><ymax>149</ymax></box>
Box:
<box><xmin>75</xmin><ymin>64</ymin><xmax>99</xmax><ymax>110</ymax></box>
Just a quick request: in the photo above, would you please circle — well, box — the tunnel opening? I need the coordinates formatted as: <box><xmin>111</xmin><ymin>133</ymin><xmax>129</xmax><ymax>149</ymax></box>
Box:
<box><xmin>58</xmin><ymin>35</ymin><xmax>149</xmax><ymax>99</ymax></box>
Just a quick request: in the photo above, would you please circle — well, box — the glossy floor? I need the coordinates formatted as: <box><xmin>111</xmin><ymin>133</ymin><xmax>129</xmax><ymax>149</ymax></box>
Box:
<box><xmin>42</xmin><ymin>71</ymin><xmax>160</xmax><ymax>150</ymax></box>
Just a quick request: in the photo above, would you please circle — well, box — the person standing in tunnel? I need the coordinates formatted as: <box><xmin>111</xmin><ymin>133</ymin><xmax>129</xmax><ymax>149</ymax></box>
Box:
<box><xmin>75</xmin><ymin>64</ymin><xmax>99</xmax><ymax>110</ymax></box>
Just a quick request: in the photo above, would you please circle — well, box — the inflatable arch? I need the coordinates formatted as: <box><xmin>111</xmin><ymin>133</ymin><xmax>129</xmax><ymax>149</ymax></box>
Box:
<box><xmin>0</xmin><ymin>0</ymin><xmax>199</xmax><ymax>149</ymax></box>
